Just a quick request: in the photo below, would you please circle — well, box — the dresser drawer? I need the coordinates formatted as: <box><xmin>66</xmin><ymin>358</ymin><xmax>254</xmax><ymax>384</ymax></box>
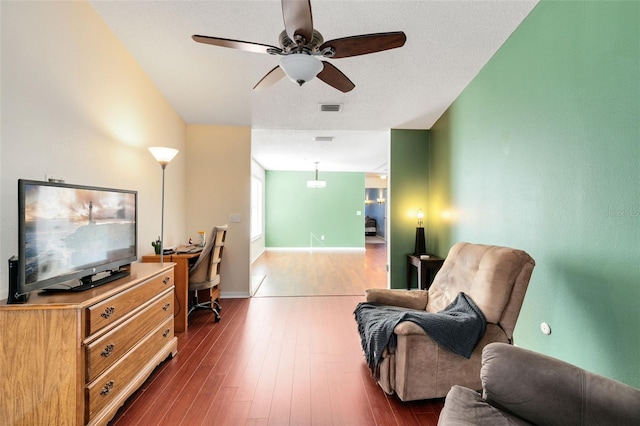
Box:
<box><xmin>86</xmin><ymin>270</ymin><xmax>173</xmax><ymax>335</ymax></box>
<box><xmin>86</xmin><ymin>316</ymin><xmax>175</xmax><ymax>420</ymax></box>
<box><xmin>85</xmin><ymin>289</ymin><xmax>174</xmax><ymax>382</ymax></box>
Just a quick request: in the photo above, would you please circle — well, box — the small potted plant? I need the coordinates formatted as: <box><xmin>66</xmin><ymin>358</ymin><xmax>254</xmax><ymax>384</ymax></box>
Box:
<box><xmin>151</xmin><ymin>237</ymin><xmax>161</xmax><ymax>255</ymax></box>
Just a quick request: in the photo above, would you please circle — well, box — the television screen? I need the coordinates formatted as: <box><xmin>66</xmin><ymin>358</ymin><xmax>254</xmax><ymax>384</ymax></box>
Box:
<box><xmin>17</xmin><ymin>180</ymin><xmax>137</xmax><ymax>296</ymax></box>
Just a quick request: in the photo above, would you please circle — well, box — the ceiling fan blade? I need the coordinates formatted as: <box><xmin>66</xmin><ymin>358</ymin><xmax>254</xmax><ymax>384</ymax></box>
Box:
<box><xmin>253</xmin><ymin>65</ymin><xmax>286</xmax><ymax>90</ymax></box>
<box><xmin>317</xmin><ymin>62</ymin><xmax>355</xmax><ymax>93</ymax></box>
<box><xmin>192</xmin><ymin>35</ymin><xmax>279</xmax><ymax>55</ymax></box>
<box><xmin>320</xmin><ymin>32</ymin><xmax>406</xmax><ymax>59</ymax></box>
<box><xmin>281</xmin><ymin>0</ymin><xmax>313</xmax><ymax>44</ymax></box>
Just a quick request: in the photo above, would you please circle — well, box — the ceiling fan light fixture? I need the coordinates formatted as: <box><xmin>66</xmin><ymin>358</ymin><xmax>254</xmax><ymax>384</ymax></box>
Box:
<box><xmin>280</xmin><ymin>54</ymin><xmax>323</xmax><ymax>86</ymax></box>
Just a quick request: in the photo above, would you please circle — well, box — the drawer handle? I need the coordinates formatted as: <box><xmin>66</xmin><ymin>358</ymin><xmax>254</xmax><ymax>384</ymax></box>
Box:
<box><xmin>163</xmin><ymin>277</ymin><xmax>170</xmax><ymax>285</ymax></box>
<box><xmin>163</xmin><ymin>328</ymin><xmax>171</xmax><ymax>338</ymax></box>
<box><xmin>101</xmin><ymin>306</ymin><xmax>116</xmax><ymax>319</ymax></box>
<box><xmin>101</xmin><ymin>344</ymin><xmax>115</xmax><ymax>358</ymax></box>
<box><xmin>100</xmin><ymin>380</ymin><xmax>115</xmax><ymax>396</ymax></box>
<box><xmin>162</xmin><ymin>303</ymin><xmax>171</xmax><ymax>311</ymax></box>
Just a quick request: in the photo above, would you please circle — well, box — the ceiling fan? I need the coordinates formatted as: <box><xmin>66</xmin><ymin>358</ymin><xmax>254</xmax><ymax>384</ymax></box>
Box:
<box><xmin>192</xmin><ymin>0</ymin><xmax>406</xmax><ymax>93</ymax></box>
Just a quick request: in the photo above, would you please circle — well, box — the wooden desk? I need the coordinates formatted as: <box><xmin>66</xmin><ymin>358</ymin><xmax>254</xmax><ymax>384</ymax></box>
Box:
<box><xmin>406</xmin><ymin>254</ymin><xmax>445</xmax><ymax>290</ymax></box>
<box><xmin>142</xmin><ymin>252</ymin><xmax>200</xmax><ymax>333</ymax></box>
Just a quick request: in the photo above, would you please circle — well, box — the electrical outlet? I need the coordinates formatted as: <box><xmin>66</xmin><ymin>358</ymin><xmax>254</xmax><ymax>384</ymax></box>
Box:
<box><xmin>540</xmin><ymin>322</ymin><xmax>551</xmax><ymax>335</ymax></box>
<box><xmin>229</xmin><ymin>213</ymin><xmax>241</xmax><ymax>223</ymax></box>
<box><xmin>321</xmin><ymin>235</ymin><xmax>325</xmax><ymax>240</ymax></box>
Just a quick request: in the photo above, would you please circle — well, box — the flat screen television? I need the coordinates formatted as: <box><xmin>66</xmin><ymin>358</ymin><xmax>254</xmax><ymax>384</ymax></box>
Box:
<box><xmin>12</xmin><ymin>179</ymin><xmax>137</xmax><ymax>302</ymax></box>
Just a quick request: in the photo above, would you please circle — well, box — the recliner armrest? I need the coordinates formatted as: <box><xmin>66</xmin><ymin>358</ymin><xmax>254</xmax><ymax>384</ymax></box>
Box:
<box><xmin>365</xmin><ymin>288</ymin><xmax>429</xmax><ymax>310</ymax></box>
<box><xmin>393</xmin><ymin>321</ymin><xmax>427</xmax><ymax>336</ymax></box>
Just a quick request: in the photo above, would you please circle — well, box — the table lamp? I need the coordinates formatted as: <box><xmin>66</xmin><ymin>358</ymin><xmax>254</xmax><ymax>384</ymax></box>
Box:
<box><xmin>414</xmin><ymin>208</ymin><xmax>427</xmax><ymax>255</ymax></box>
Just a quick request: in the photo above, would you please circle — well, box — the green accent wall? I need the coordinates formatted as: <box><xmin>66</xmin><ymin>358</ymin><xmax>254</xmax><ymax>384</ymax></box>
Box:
<box><xmin>389</xmin><ymin>129</ymin><xmax>430</xmax><ymax>289</ymax></box>
<box><xmin>429</xmin><ymin>1</ymin><xmax>640</xmax><ymax>387</ymax></box>
<box><xmin>265</xmin><ymin>171</ymin><xmax>365</xmax><ymax>247</ymax></box>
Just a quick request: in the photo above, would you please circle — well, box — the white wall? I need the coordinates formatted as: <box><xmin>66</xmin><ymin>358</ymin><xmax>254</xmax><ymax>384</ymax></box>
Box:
<box><xmin>0</xmin><ymin>1</ymin><xmax>187</xmax><ymax>299</ymax></box>
<box><xmin>250</xmin><ymin>159</ymin><xmax>266</xmax><ymax>263</ymax></box>
<box><xmin>185</xmin><ymin>125</ymin><xmax>251</xmax><ymax>298</ymax></box>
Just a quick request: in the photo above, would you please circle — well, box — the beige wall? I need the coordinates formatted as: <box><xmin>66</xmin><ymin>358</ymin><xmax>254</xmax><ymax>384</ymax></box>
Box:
<box><xmin>0</xmin><ymin>1</ymin><xmax>187</xmax><ymax>299</ymax></box>
<box><xmin>365</xmin><ymin>175</ymin><xmax>388</xmax><ymax>189</ymax></box>
<box><xmin>186</xmin><ymin>125</ymin><xmax>251</xmax><ymax>298</ymax></box>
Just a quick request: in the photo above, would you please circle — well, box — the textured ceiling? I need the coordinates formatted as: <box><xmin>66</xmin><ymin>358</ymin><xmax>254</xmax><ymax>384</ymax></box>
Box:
<box><xmin>90</xmin><ymin>0</ymin><xmax>538</xmax><ymax>172</ymax></box>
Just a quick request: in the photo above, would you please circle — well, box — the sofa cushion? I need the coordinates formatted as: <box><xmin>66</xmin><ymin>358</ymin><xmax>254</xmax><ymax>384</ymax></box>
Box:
<box><xmin>438</xmin><ymin>385</ymin><xmax>533</xmax><ymax>426</ymax></box>
<box><xmin>481</xmin><ymin>343</ymin><xmax>640</xmax><ymax>426</ymax></box>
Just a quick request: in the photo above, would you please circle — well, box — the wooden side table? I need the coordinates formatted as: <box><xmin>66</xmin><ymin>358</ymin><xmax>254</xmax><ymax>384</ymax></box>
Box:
<box><xmin>406</xmin><ymin>254</ymin><xmax>445</xmax><ymax>290</ymax></box>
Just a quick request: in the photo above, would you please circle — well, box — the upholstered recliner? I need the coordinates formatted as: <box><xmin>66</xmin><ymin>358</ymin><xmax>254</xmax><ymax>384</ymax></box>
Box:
<box><xmin>362</xmin><ymin>242</ymin><xmax>535</xmax><ymax>401</ymax></box>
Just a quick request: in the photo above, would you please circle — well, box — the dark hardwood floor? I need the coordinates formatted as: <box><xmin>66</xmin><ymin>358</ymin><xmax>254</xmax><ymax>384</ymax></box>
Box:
<box><xmin>110</xmin><ymin>242</ymin><xmax>444</xmax><ymax>425</ymax></box>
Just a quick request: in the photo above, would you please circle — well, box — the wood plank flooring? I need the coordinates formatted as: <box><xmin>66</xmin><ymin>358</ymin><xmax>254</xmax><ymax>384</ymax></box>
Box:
<box><xmin>109</xmin><ymin>243</ymin><xmax>444</xmax><ymax>425</ymax></box>
<box><xmin>251</xmin><ymin>242</ymin><xmax>388</xmax><ymax>297</ymax></box>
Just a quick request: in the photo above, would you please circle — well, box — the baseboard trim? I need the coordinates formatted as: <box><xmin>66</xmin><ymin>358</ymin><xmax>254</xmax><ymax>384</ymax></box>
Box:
<box><xmin>221</xmin><ymin>291</ymin><xmax>250</xmax><ymax>299</ymax></box>
<box><xmin>266</xmin><ymin>247</ymin><xmax>365</xmax><ymax>252</ymax></box>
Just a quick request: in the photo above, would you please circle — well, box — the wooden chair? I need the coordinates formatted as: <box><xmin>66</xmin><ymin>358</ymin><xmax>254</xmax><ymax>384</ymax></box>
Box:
<box><xmin>187</xmin><ymin>224</ymin><xmax>227</xmax><ymax>322</ymax></box>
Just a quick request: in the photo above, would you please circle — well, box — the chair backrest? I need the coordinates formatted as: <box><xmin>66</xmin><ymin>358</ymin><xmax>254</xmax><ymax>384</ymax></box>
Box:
<box><xmin>426</xmin><ymin>242</ymin><xmax>535</xmax><ymax>342</ymax></box>
<box><xmin>189</xmin><ymin>225</ymin><xmax>228</xmax><ymax>284</ymax></box>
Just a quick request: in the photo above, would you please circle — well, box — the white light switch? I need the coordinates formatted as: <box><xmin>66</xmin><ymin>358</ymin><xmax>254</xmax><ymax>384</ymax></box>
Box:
<box><xmin>229</xmin><ymin>213</ymin><xmax>241</xmax><ymax>223</ymax></box>
<box><xmin>356</xmin><ymin>211</ymin><xmax>362</xmax><ymax>216</ymax></box>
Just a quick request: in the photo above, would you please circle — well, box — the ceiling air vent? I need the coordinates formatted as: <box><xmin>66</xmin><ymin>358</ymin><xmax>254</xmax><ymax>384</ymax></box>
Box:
<box><xmin>319</xmin><ymin>104</ymin><xmax>343</xmax><ymax>113</ymax></box>
<box><xmin>314</xmin><ymin>136</ymin><xmax>334</xmax><ymax>142</ymax></box>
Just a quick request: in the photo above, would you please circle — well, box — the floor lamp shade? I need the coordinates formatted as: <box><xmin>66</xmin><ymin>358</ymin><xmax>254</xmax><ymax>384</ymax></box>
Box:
<box><xmin>149</xmin><ymin>147</ymin><xmax>179</xmax><ymax>166</ymax></box>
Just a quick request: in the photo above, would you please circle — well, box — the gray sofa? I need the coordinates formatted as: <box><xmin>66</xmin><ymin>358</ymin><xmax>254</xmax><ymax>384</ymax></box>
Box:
<box><xmin>438</xmin><ymin>342</ymin><xmax>640</xmax><ymax>425</ymax></box>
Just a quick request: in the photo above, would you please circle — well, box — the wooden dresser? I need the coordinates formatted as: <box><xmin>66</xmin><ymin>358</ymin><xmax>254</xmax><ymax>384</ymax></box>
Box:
<box><xmin>0</xmin><ymin>262</ymin><xmax>178</xmax><ymax>426</ymax></box>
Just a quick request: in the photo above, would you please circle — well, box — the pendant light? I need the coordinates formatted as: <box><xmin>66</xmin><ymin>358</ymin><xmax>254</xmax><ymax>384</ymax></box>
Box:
<box><xmin>306</xmin><ymin>162</ymin><xmax>326</xmax><ymax>188</ymax></box>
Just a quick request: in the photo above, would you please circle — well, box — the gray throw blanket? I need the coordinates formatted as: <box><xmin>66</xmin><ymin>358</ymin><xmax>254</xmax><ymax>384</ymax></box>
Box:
<box><xmin>354</xmin><ymin>292</ymin><xmax>486</xmax><ymax>375</ymax></box>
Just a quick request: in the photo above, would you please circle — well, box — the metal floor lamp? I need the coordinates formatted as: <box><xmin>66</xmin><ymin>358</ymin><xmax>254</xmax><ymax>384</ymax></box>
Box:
<box><xmin>148</xmin><ymin>147</ymin><xmax>179</xmax><ymax>263</ymax></box>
